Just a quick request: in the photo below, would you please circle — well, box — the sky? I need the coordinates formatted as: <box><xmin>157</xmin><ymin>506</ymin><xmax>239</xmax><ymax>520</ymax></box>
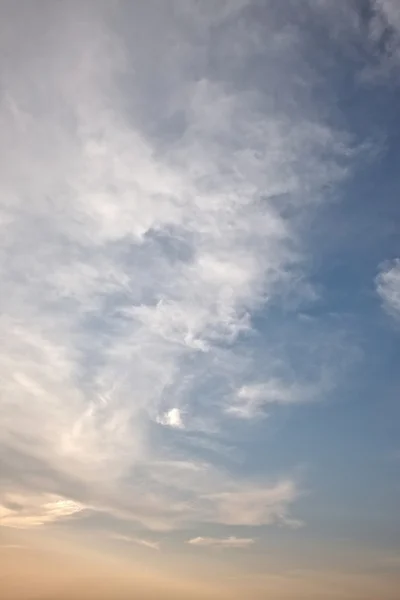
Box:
<box><xmin>0</xmin><ymin>1</ymin><xmax>400</xmax><ymax>599</ymax></box>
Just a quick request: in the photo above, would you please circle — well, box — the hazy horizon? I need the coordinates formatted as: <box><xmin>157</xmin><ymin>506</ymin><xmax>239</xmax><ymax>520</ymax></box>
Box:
<box><xmin>1</xmin><ymin>1</ymin><xmax>400</xmax><ymax>598</ymax></box>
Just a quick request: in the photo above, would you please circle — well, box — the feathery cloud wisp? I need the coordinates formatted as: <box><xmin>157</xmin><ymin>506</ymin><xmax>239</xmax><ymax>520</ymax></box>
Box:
<box><xmin>0</xmin><ymin>493</ymin><xmax>84</xmax><ymax>528</ymax></box>
<box><xmin>187</xmin><ymin>536</ymin><xmax>255</xmax><ymax>549</ymax></box>
<box><xmin>111</xmin><ymin>534</ymin><xmax>160</xmax><ymax>551</ymax></box>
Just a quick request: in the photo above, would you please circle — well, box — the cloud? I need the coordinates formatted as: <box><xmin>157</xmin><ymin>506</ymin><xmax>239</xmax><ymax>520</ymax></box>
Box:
<box><xmin>111</xmin><ymin>534</ymin><xmax>160</xmax><ymax>551</ymax></box>
<box><xmin>373</xmin><ymin>0</ymin><xmax>400</xmax><ymax>36</ymax></box>
<box><xmin>157</xmin><ymin>408</ymin><xmax>184</xmax><ymax>429</ymax></box>
<box><xmin>226</xmin><ymin>379</ymin><xmax>320</xmax><ymax>419</ymax></box>
<box><xmin>82</xmin><ymin>462</ymin><xmax>302</xmax><ymax>532</ymax></box>
<box><xmin>187</xmin><ymin>536</ymin><xmax>255</xmax><ymax>549</ymax></box>
<box><xmin>0</xmin><ymin>1</ymin><xmax>357</xmax><ymax>535</ymax></box>
<box><xmin>376</xmin><ymin>259</ymin><xmax>400</xmax><ymax>319</ymax></box>
<box><xmin>356</xmin><ymin>0</ymin><xmax>400</xmax><ymax>81</ymax></box>
<box><xmin>203</xmin><ymin>479</ymin><xmax>302</xmax><ymax>527</ymax></box>
<box><xmin>0</xmin><ymin>493</ymin><xmax>84</xmax><ymax>528</ymax></box>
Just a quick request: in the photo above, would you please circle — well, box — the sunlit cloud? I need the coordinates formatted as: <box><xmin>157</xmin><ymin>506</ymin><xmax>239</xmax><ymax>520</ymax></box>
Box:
<box><xmin>157</xmin><ymin>408</ymin><xmax>184</xmax><ymax>429</ymax></box>
<box><xmin>0</xmin><ymin>493</ymin><xmax>84</xmax><ymax>528</ymax></box>
<box><xmin>187</xmin><ymin>536</ymin><xmax>255</xmax><ymax>549</ymax></box>
<box><xmin>203</xmin><ymin>479</ymin><xmax>302</xmax><ymax>527</ymax></box>
<box><xmin>1</xmin><ymin>11</ymin><xmax>397</xmax><ymax>599</ymax></box>
<box><xmin>0</xmin><ymin>0</ymin><xmax>354</xmax><ymax>536</ymax></box>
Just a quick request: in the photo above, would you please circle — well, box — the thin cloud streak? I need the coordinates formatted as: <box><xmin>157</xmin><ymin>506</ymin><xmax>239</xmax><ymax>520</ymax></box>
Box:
<box><xmin>188</xmin><ymin>536</ymin><xmax>255</xmax><ymax>549</ymax></box>
<box><xmin>111</xmin><ymin>534</ymin><xmax>160</xmax><ymax>551</ymax></box>
<box><xmin>226</xmin><ymin>379</ymin><xmax>324</xmax><ymax>419</ymax></box>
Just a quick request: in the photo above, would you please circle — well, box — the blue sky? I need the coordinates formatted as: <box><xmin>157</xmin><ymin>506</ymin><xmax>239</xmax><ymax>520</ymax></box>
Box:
<box><xmin>1</xmin><ymin>2</ymin><xmax>400</xmax><ymax>599</ymax></box>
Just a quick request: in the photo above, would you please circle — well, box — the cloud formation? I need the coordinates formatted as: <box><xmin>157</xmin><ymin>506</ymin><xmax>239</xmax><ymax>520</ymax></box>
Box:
<box><xmin>0</xmin><ymin>493</ymin><xmax>84</xmax><ymax>528</ymax></box>
<box><xmin>0</xmin><ymin>1</ymin><xmax>359</xmax><ymax>538</ymax></box>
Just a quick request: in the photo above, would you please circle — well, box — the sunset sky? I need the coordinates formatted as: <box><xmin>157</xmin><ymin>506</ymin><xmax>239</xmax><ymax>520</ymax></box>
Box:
<box><xmin>1</xmin><ymin>1</ymin><xmax>400</xmax><ymax>599</ymax></box>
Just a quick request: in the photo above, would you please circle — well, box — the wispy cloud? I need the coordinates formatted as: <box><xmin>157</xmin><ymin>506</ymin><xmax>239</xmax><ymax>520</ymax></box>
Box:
<box><xmin>111</xmin><ymin>534</ymin><xmax>160</xmax><ymax>551</ymax></box>
<box><xmin>226</xmin><ymin>379</ymin><xmax>321</xmax><ymax>419</ymax></box>
<box><xmin>187</xmin><ymin>536</ymin><xmax>255</xmax><ymax>549</ymax></box>
<box><xmin>0</xmin><ymin>493</ymin><xmax>84</xmax><ymax>528</ymax></box>
<box><xmin>376</xmin><ymin>259</ymin><xmax>400</xmax><ymax>319</ymax></box>
<box><xmin>0</xmin><ymin>1</ymin><xmax>357</xmax><ymax>537</ymax></box>
<box><xmin>203</xmin><ymin>479</ymin><xmax>303</xmax><ymax>527</ymax></box>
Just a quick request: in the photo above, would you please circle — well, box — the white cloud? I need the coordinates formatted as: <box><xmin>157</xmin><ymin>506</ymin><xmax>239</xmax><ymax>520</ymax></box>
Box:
<box><xmin>84</xmin><ymin>461</ymin><xmax>301</xmax><ymax>532</ymax></box>
<box><xmin>0</xmin><ymin>493</ymin><xmax>84</xmax><ymax>528</ymax></box>
<box><xmin>187</xmin><ymin>536</ymin><xmax>255</xmax><ymax>549</ymax></box>
<box><xmin>111</xmin><ymin>534</ymin><xmax>160</xmax><ymax>551</ymax></box>
<box><xmin>157</xmin><ymin>408</ymin><xmax>184</xmax><ymax>429</ymax></box>
<box><xmin>203</xmin><ymin>479</ymin><xmax>302</xmax><ymax>527</ymax></box>
<box><xmin>376</xmin><ymin>259</ymin><xmax>400</xmax><ymax>319</ymax></box>
<box><xmin>226</xmin><ymin>379</ymin><xmax>318</xmax><ymax>419</ymax></box>
<box><xmin>0</xmin><ymin>1</ymin><xmax>355</xmax><ymax>534</ymax></box>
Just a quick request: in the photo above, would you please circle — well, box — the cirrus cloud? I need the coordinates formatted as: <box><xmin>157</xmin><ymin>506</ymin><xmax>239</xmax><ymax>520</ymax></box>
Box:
<box><xmin>187</xmin><ymin>536</ymin><xmax>255</xmax><ymax>549</ymax></box>
<box><xmin>0</xmin><ymin>0</ymin><xmax>358</xmax><ymax>538</ymax></box>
